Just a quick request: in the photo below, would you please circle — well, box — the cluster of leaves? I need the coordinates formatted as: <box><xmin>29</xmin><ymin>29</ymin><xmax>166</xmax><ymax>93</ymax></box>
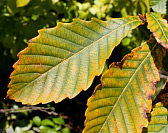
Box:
<box><xmin>13</xmin><ymin>115</ymin><xmax>70</xmax><ymax>133</ymax></box>
<box><xmin>5</xmin><ymin>108</ymin><xmax>69</xmax><ymax>133</ymax></box>
<box><xmin>1</xmin><ymin>0</ymin><xmax>168</xmax><ymax>132</ymax></box>
<box><xmin>0</xmin><ymin>103</ymin><xmax>70</xmax><ymax>133</ymax></box>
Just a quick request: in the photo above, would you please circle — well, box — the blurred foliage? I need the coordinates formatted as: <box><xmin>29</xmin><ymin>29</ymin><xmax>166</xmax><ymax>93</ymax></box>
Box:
<box><xmin>150</xmin><ymin>0</ymin><xmax>167</xmax><ymax>14</ymax></box>
<box><xmin>0</xmin><ymin>104</ymin><xmax>70</xmax><ymax>133</ymax></box>
<box><xmin>0</xmin><ymin>0</ymin><xmax>167</xmax><ymax>132</ymax></box>
<box><xmin>8</xmin><ymin>113</ymin><xmax>69</xmax><ymax>133</ymax></box>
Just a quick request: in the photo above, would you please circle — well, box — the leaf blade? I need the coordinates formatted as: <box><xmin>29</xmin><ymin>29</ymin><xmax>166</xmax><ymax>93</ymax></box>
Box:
<box><xmin>7</xmin><ymin>17</ymin><xmax>142</xmax><ymax>105</ymax></box>
<box><xmin>84</xmin><ymin>41</ymin><xmax>161</xmax><ymax>133</ymax></box>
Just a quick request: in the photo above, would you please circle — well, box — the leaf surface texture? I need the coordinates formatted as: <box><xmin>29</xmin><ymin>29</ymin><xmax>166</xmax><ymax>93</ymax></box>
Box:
<box><xmin>84</xmin><ymin>42</ymin><xmax>160</xmax><ymax>133</ymax></box>
<box><xmin>7</xmin><ymin>17</ymin><xmax>142</xmax><ymax>105</ymax></box>
<box><xmin>146</xmin><ymin>12</ymin><xmax>168</xmax><ymax>49</ymax></box>
<box><xmin>148</xmin><ymin>102</ymin><xmax>168</xmax><ymax>132</ymax></box>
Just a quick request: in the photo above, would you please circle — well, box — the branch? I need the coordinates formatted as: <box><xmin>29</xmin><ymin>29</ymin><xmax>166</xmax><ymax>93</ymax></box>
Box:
<box><xmin>0</xmin><ymin>106</ymin><xmax>58</xmax><ymax>116</ymax></box>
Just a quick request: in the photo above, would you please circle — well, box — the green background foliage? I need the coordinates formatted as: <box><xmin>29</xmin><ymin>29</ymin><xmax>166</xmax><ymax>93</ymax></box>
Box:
<box><xmin>0</xmin><ymin>0</ymin><xmax>167</xmax><ymax>132</ymax></box>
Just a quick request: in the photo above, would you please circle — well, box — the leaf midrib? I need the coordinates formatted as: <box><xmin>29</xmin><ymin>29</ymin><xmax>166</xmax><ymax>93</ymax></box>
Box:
<box><xmin>99</xmin><ymin>44</ymin><xmax>157</xmax><ymax>132</ymax></box>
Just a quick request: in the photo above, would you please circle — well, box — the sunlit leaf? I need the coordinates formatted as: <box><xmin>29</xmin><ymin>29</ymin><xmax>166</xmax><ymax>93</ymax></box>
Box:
<box><xmin>146</xmin><ymin>12</ymin><xmax>168</xmax><ymax>49</ymax></box>
<box><xmin>150</xmin><ymin>0</ymin><xmax>167</xmax><ymax>14</ymax></box>
<box><xmin>7</xmin><ymin>16</ymin><xmax>142</xmax><ymax>105</ymax></box>
<box><xmin>84</xmin><ymin>41</ymin><xmax>161</xmax><ymax>133</ymax></box>
<box><xmin>16</xmin><ymin>0</ymin><xmax>30</xmax><ymax>7</ymax></box>
<box><xmin>148</xmin><ymin>102</ymin><xmax>168</xmax><ymax>132</ymax></box>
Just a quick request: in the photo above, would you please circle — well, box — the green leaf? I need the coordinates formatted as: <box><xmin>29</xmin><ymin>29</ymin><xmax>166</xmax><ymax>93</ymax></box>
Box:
<box><xmin>16</xmin><ymin>0</ymin><xmax>30</xmax><ymax>7</ymax></box>
<box><xmin>54</xmin><ymin>124</ymin><xmax>61</xmax><ymax>131</ymax></box>
<box><xmin>146</xmin><ymin>12</ymin><xmax>168</xmax><ymax>49</ymax></box>
<box><xmin>122</xmin><ymin>38</ymin><xmax>131</xmax><ymax>46</ymax></box>
<box><xmin>52</xmin><ymin>117</ymin><xmax>65</xmax><ymax>125</ymax></box>
<box><xmin>147</xmin><ymin>102</ymin><xmax>168</xmax><ymax>132</ymax></box>
<box><xmin>7</xmin><ymin>16</ymin><xmax>142</xmax><ymax>105</ymax></box>
<box><xmin>39</xmin><ymin>126</ymin><xmax>57</xmax><ymax>133</ymax></box>
<box><xmin>84</xmin><ymin>41</ymin><xmax>161</xmax><ymax>133</ymax></box>
<box><xmin>41</xmin><ymin>119</ymin><xmax>55</xmax><ymax>127</ymax></box>
<box><xmin>62</xmin><ymin>127</ymin><xmax>71</xmax><ymax>133</ymax></box>
<box><xmin>102</xmin><ymin>60</ymin><xmax>109</xmax><ymax>74</ymax></box>
<box><xmin>150</xmin><ymin>0</ymin><xmax>167</xmax><ymax>14</ymax></box>
<box><xmin>33</xmin><ymin>116</ymin><xmax>41</xmax><ymax>127</ymax></box>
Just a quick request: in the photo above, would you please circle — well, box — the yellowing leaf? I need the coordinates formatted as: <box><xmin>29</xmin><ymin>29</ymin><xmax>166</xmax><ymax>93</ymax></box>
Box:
<box><xmin>7</xmin><ymin>17</ymin><xmax>142</xmax><ymax>105</ymax></box>
<box><xmin>84</xmin><ymin>41</ymin><xmax>160</xmax><ymax>133</ymax></box>
<box><xmin>146</xmin><ymin>12</ymin><xmax>168</xmax><ymax>49</ymax></box>
<box><xmin>16</xmin><ymin>0</ymin><xmax>30</xmax><ymax>7</ymax></box>
<box><xmin>148</xmin><ymin>102</ymin><xmax>168</xmax><ymax>132</ymax></box>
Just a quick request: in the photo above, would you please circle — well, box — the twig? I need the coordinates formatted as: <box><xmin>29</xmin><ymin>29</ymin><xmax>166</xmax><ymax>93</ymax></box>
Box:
<box><xmin>0</xmin><ymin>106</ymin><xmax>58</xmax><ymax>116</ymax></box>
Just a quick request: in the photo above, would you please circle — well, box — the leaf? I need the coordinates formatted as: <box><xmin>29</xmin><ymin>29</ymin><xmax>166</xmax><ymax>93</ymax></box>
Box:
<box><xmin>7</xmin><ymin>16</ymin><xmax>142</xmax><ymax>105</ymax></box>
<box><xmin>150</xmin><ymin>0</ymin><xmax>167</xmax><ymax>14</ymax></box>
<box><xmin>147</xmin><ymin>102</ymin><xmax>168</xmax><ymax>132</ymax></box>
<box><xmin>52</xmin><ymin>117</ymin><xmax>65</xmax><ymax>125</ymax></box>
<box><xmin>84</xmin><ymin>41</ymin><xmax>161</xmax><ymax>133</ymax></box>
<box><xmin>33</xmin><ymin>116</ymin><xmax>41</xmax><ymax>127</ymax></box>
<box><xmin>16</xmin><ymin>0</ymin><xmax>30</xmax><ymax>7</ymax></box>
<box><xmin>39</xmin><ymin>126</ymin><xmax>57</xmax><ymax>133</ymax></box>
<box><xmin>62</xmin><ymin>127</ymin><xmax>71</xmax><ymax>133</ymax></box>
<box><xmin>146</xmin><ymin>12</ymin><xmax>168</xmax><ymax>49</ymax></box>
<box><xmin>41</xmin><ymin>119</ymin><xmax>55</xmax><ymax>127</ymax></box>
